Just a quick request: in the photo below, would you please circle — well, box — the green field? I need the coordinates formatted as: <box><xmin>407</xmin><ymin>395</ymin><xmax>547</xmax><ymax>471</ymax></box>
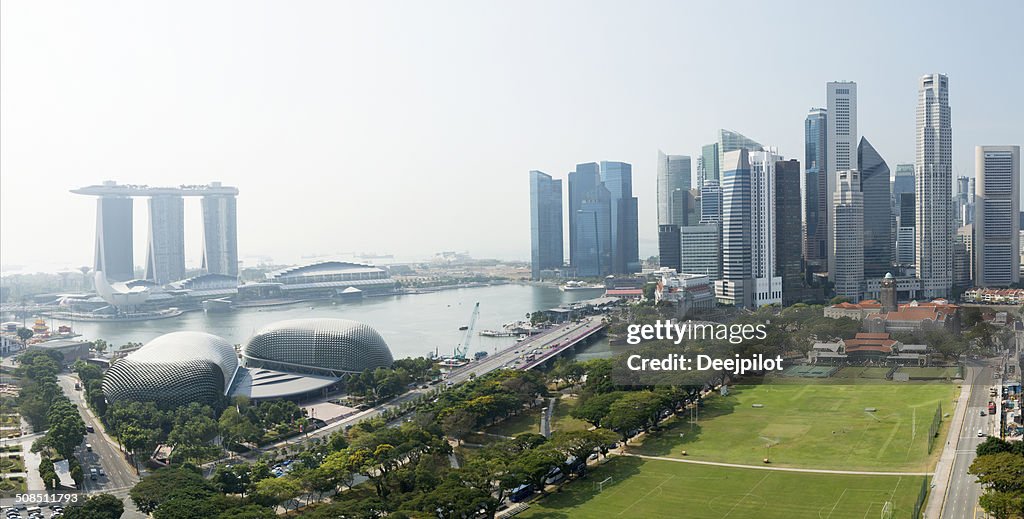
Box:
<box><xmin>829</xmin><ymin>367</ymin><xmax>893</xmax><ymax>380</ymax></box>
<box><xmin>629</xmin><ymin>384</ymin><xmax>956</xmax><ymax>471</ymax></box>
<box><xmin>520</xmin><ymin>456</ymin><xmax>926</xmax><ymax>519</ymax></box>
<box><xmin>486</xmin><ymin>396</ymin><xmax>589</xmax><ymax>438</ymax></box>
<box><xmin>900</xmin><ymin>367</ymin><xmax>960</xmax><ymax>379</ymax></box>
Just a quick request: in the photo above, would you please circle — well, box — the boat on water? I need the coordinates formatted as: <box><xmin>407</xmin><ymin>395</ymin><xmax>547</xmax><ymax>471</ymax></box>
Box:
<box><xmin>480</xmin><ymin>330</ymin><xmax>514</xmax><ymax>337</ymax></box>
<box><xmin>559</xmin><ymin>280</ymin><xmax>602</xmax><ymax>292</ymax></box>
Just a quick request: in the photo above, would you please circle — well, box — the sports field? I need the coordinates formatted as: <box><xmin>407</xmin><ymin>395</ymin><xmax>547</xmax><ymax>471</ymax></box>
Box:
<box><xmin>629</xmin><ymin>384</ymin><xmax>956</xmax><ymax>471</ymax></box>
<box><xmin>520</xmin><ymin>456</ymin><xmax>926</xmax><ymax>519</ymax></box>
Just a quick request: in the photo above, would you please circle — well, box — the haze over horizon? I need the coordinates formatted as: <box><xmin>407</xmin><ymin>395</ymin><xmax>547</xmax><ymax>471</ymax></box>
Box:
<box><xmin>2</xmin><ymin>0</ymin><xmax>1022</xmax><ymax>274</ymax></box>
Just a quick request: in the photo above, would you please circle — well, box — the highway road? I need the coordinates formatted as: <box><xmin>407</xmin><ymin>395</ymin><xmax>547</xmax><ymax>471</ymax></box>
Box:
<box><xmin>940</xmin><ymin>360</ymin><xmax>996</xmax><ymax>519</ymax></box>
<box><xmin>56</xmin><ymin>374</ymin><xmax>146</xmax><ymax>518</ymax></box>
<box><xmin>255</xmin><ymin>317</ymin><xmax>605</xmax><ymax>453</ymax></box>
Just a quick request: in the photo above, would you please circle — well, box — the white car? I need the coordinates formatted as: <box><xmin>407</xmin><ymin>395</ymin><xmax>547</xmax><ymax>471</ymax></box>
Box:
<box><xmin>978</xmin><ymin>429</ymin><xmax>985</xmax><ymax>437</ymax></box>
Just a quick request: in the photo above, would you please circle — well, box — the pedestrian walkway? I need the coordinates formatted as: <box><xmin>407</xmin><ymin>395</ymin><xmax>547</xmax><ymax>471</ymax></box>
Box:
<box><xmin>620</xmin><ymin>453</ymin><xmax>932</xmax><ymax>476</ymax></box>
<box><xmin>921</xmin><ymin>369</ymin><xmax>972</xmax><ymax>519</ymax></box>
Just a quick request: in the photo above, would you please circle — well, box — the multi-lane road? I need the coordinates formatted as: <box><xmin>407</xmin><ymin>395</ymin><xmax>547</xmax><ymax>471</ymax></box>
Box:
<box><xmin>55</xmin><ymin>375</ymin><xmax>139</xmax><ymax>494</ymax></box>
<box><xmin>940</xmin><ymin>360</ymin><xmax>998</xmax><ymax>519</ymax></box>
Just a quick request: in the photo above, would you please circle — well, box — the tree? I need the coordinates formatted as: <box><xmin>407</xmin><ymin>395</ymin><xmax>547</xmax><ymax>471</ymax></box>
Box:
<box><xmin>572</xmin><ymin>391</ymin><xmax>623</xmax><ymax>427</ymax></box>
<box><xmin>92</xmin><ymin>339</ymin><xmax>109</xmax><ymax>354</ymax></box>
<box><xmin>219</xmin><ymin>406</ymin><xmax>261</xmax><ymax>451</ymax></box>
<box><xmin>549</xmin><ymin>428</ymin><xmax>619</xmax><ymax>462</ymax></box>
<box><xmin>152</xmin><ymin>497</ymin><xmax>220</xmax><ymax>519</ymax></box>
<box><xmin>216</xmin><ymin>505</ymin><xmax>276</xmax><ymax>519</ymax></box>
<box><xmin>129</xmin><ymin>466</ymin><xmax>216</xmax><ymax>514</ymax></box>
<box><xmin>969</xmin><ymin>452</ymin><xmax>1024</xmax><ymax>494</ymax></box>
<box><xmin>63</xmin><ymin>493</ymin><xmax>125</xmax><ymax>519</ymax></box>
<box><xmin>976</xmin><ymin>436</ymin><xmax>1017</xmax><ymax>457</ymax></box>
<box><xmin>978</xmin><ymin>491</ymin><xmax>1024</xmax><ymax>519</ymax></box>
<box><xmin>962</xmin><ymin>307</ymin><xmax>984</xmax><ymax>328</ymax></box>
<box><xmin>441</xmin><ymin>408</ymin><xmax>476</xmax><ymax>444</ymax></box>
<box><xmin>253</xmin><ymin>476</ymin><xmax>302</xmax><ymax>511</ymax></box>
<box><xmin>16</xmin><ymin>327</ymin><xmax>34</xmax><ymax>343</ymax></box>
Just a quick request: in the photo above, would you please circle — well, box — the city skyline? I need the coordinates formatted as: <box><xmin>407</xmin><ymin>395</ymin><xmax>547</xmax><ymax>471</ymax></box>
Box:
<box><xmin>2</xmin><ymin>1</ymin><xmax>1023</xmax><ymax>273</ymax></box>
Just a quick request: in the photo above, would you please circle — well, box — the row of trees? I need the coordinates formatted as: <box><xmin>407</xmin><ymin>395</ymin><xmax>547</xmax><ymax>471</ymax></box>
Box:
<box><xmin>343</xmin><ymin>357</ymin><xmax>439</xmax><ymax>403</ymax></box>
<box><xmin>98</xmin><ymin>397</ymin><xmax>309</xmax><ymax>468</ymax></box>
<box><xmin>15</xmin><ymin>350</ymin><xmax>87</xmax><ymax>490</ymax></box>
<box><xmin>126</xmin><ymin>367</ymin><xmax>618</xmax><ymax>518</ymax></box>
<box><xmin>969</xmin><ymin>436</ymin><xmax>1024</xmax><ymax>518</ymax></box>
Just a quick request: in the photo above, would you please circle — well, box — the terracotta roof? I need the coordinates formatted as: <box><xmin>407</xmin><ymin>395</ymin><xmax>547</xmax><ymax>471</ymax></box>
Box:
<box><xmin>844</xmin><ymin>343</ymin><xmax>893</xmax><ymax>354</ymax></box>
<box><xmin>878</xmin><ymin>307</ymin><xmax>948</xmax><ymax>322</ymax></box>
<box><xmin>606</xmin><ymin>289</ymin><xmax>643</xmax><ymax>296</ymax></box>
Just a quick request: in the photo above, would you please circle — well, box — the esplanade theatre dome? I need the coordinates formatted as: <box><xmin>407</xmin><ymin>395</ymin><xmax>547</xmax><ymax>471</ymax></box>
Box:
<box><xmin>242</xmin><ymin>318</ymin><xmax>394</xmax><ymax>376</ymax></box>
<box><xmin>102</xmin><ymin>331</ymin><xmax>239</xmax><ymax>408</ymax></box>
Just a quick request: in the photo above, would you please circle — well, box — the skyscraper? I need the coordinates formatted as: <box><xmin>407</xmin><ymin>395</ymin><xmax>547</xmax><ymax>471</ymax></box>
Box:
<box><xmin>600</xmin><ymin>161</ymin><xmax>640</xmax><ymax>274</ymax></box>
<box><xmin>858</xmin><ymin>137</ymin><xmax>892</xmax><ymax>277</ymax></box>
<box><xmin>201</xmin><ymin>191</ymin><xmax>239</xmax><ymax>277</ymax></box>
<box><xmin>826</xmin><ymin>81</ymin><xmax>858</xmax><ymax>280</ymax></box>
<box><xmin>897</xmin><ymin>193</ymin><xmax>916</xmax><ymax>265</ymax></box>
<box><xmin>574</xmin><ymin>184</ymin><xmax>612</xmax><ymax>277</ymax></box>
<box><xmin>529</xmin><ymin>171</ymin><xmax>564</xmax><ymax>279</ymax></box>
<box><xmin>833</xmin><ymin>169</ymin><xmax>864</xmax><ymax>302</ymax></box>
<box><xmin>718</xmin><ymin>129</ymin><xmax>763</xmax><ymax>172</ymax></box>
<box><xmin>669</xmin><ymin>188</ymin><xmax>699</xmax><ymax>227</ymax></box>
<box><xmin>749</xmin><ymin>150</ymin><xmax>782</xmax><ymax>307</ymax></box>
<box><xmin>804</xmin><ymin>108</ymin><xmax>828</xmax><ymax>271</ymax></box>
<box><xmin>145</xmin><ymin>195</ymin><xmax>186</xmax><ymax>284</ymax></box>
<box><xmin>954</xmin><ymin>225</ymin><xmax>973</xmax><ymax>288</ymax></box>
<box><xmin>893</xmin><ymin>164</ymin><xmax>915</xmax><ymax>196</ymax></box>
<box><xmin>658</xmin><ymin>224</ymin><xmax>681</xmax><ymax>273</ymax></box>
<box><xmin>915</xmin><ymin>73</ymin><xmax>953</xmax><ymax>298</ymax></box>
<box><xmin>974</xmin><ymin>145</ymin><xmax>1020</xmax><ymax>287</ymax></box>
<box><xmin>699</xmin><ymin>181</ymin><xmax>722</xmax><ymax>224</ymax></box>
<box><xmin>93</xmin><ymin>196</ymin><xmax>135</xmax><ymax>281</ymax></box>
<box><xmin>775</xmin><ymin>159</ymin><xmax>803</xmax><ymax>304</ymax></box>
<box><xmin>568</xmin><ymin>163</ymin><xmax>600</xmax><ymax>268</ymax></box>
<box><xmin>657</xmin><ymin>152</ymin><xmax>691</xmax><ymax>225</ymax></box>
<box><xmin>681</xmin><ymin>224</ymin><xmax>720</xmax><ymax>279</ymax></box>
<box><xmin>701</xmin><ymin>143</ymin><xmax>720</xmax><ymax>186</ymax></box>
<box><xmin>715</xmin><ymin>149</ymin><xmax>752</xmax><ymax>307</ymax></box>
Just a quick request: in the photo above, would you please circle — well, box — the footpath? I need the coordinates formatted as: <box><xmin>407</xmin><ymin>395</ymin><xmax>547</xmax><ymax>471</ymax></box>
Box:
<box><xmin>922</xmin><ymin>368</ymin><xmax>972</xmax><ymax>519</ymax></box>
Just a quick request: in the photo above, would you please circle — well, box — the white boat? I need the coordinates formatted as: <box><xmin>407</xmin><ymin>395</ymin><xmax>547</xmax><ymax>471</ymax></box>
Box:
<box><xmin>559</xmin><ymin>281</ymin><xmax>602</xmax><ymax>291</ymax></box>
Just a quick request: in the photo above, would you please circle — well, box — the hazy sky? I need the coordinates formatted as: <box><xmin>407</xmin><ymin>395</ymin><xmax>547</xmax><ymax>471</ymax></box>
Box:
<box><xmin>2</xmin><ymin>0</ymin><xmax>1022</xmax><ymax>273</ymax></box>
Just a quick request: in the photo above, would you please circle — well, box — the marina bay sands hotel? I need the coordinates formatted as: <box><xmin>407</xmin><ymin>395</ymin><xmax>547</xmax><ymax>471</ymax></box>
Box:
<box><xmin>71</xmin><ymin>181</ymin><xmax>239</xmax><ymax>284</ymax></box>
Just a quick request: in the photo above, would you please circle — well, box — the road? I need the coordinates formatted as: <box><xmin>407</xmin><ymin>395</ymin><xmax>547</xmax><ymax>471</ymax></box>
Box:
<box><xmin>940</xmin><ymin>360</ymin><xmax>995</xmax><ymax>519</ymax></box>
<box><xmin>235</xmin><ymin>318</ymin><xmax>606</xmax><ymax>456</ymax></box>
<box><xmin>56</xmin><ymin>374</ymin><xmax>147</xmax><ymax>517</ymax></box>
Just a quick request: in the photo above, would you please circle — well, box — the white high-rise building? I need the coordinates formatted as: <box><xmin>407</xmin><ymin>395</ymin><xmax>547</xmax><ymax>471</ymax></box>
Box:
<box><xmin>833</xmin><ymin>169</ymin><xmax>864</xmax><ymax>302</ymax></box>
<box><xmin>749</xmin><ymin>150</ymin><xmax>783</xmax><ymax>307</ymax></box>
<box><xmin>974</xmin><ymin>145</ymin><xmax>1020</xmax><ymax>287</ymax></box>
<box><xmin>826</xmin><ymin>82</ymin><xmax>858</xmax><ymax>280</ymax></box>
<box><xmin>915</xmin><ymin>74</ymin><xmax>953</xmax><ymax>298</ymax></box>
<box><xmin>657</xmin><ymin>151</ymin><xmax>691</xmax><ymax>225</ymax></box>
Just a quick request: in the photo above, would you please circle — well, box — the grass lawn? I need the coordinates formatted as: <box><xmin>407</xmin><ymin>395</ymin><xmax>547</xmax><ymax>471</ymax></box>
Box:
<box><xmin>520</xmin><ymin>456</ymin><xmax>926</xmax><ymax>519</ymax></box>
<box><xmin>901</xmin><ymin>367</ymin><xmax>960</xmax><ymax>379</ymax></box>
<box><xmin>0</xmin><ymin>456</ymin><xmax>24</xmax><ymax>473</ymax></box>
<box><xmin>487</xmin><ymin>410</ymin><xmax>542</xmax><ymax>438</ymax></box>
<box><xmin>628</xmin><ymin>384</ymin><xmax>956</xmax><ymax>472</ymax></box>
<box><xmin>829</xmin><ymin>367</ymin><xmax>892</xmax><ymax>380</ymax></box>
<box><xmin>486</xmin><ymin>396</ymin><xmax>589</xmax><ymax>438</ymax></box>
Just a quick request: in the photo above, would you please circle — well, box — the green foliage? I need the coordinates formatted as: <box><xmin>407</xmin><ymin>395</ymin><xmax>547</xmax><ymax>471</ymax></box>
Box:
<box><xmin>129</xmin><ymin>466</ymin><xmax>217</xmax><ymax>515</ymax></box>
<box><xmin>62</xmin><ymin>493</ymin><xmax>125</xmax><ymax>519</ymax></box>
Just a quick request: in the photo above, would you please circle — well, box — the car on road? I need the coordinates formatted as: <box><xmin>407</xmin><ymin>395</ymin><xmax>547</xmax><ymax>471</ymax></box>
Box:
<box><xmin>98</xmin><ymin>467</ymin><xmax>105</xmax><ymax>476</ymax></box>
<box><xmin>85</xmin><ymin>425</ymin><xmax>94</xmax><ymax>433</ymax></box>
<box><xmin>980</xmin><ymin>410</ymin><xmax>986</xmax><ymax>416</ymax></box>
<box><xmin>89</xmin><ymin>468</ymin><xmax>98</xmax><ymax>480</ymax></box>
<box><xmin>978</xmin><ymin>429</ymin><xmax>985</xmax><ymax>437</ymax></box>
<box><xmin>85</xmin><ymin>443</ymin><xmax>92</xmax><ymax>452</ymax></box>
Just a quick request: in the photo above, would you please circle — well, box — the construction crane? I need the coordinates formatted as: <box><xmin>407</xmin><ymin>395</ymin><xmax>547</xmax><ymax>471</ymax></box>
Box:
<box><xmin>453</xmin><ymin>302</ymin><xmax>480</xmax><ymax>360</ymax></box>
